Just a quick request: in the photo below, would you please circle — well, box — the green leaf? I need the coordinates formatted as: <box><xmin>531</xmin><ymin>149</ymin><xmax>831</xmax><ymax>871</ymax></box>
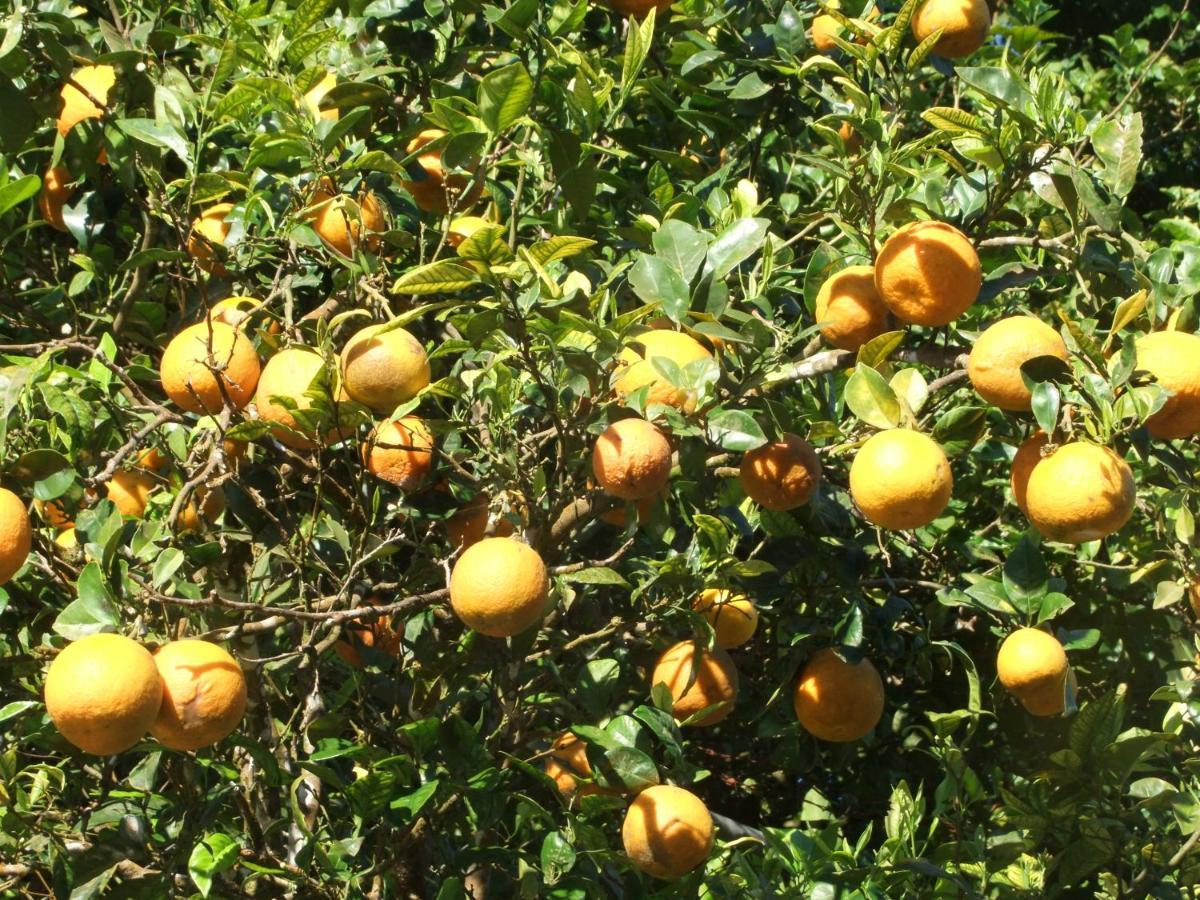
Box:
<box><xmin>116</xmin><ymin>119</ymin><xmax>193</xmax><ymax>169</ymax></box>
<box><xmin>600</xmin><ymin>745</ymin><xmax>659</xmax><ymax>793</ymax></box>
<box><xmin>706</xmin><ymin>218</ymin><xmax>769</xmax><ymax>280</ymax></box>
<box><xmin>1029</xmin><ymin>380</ymin><xmax>1060</xmax><ymax>435</ymax></box>
<box><xmin>528</xmin><ymin>235</ymin><xmax>596</xmax><ymax>265</ymax></box>
<box><xmin>706</xmin><ymin>409</ymin><xmax>767</xmax><ymax>452</ymax></box>
<box><xmin>291</xmin><ymin>0</ymin><xmax>332</xmax><ymax>36</ymax></box>
<box><xmin>390</xmin><ymin>779</ymin><xmax>440</xmax><ymax>821</ymax></box>
<box><xmin>921</xmin><ymin>107</ymin><xmax>987</xmax><ymax>135</ymax></box>
<box><xmin>392</xmin><ymin>260</ymin><xmax>479</xmax><ymax>295</ymax></box>
<box><xmin>0</xmin><ymin>174</ymin><xmax>40</xmax><ymax>218</ymax></box>
<box><xmin>188</xmin><ymin>833</ymin><xmax>240</xmax><ymax>898</ymax></box>
<box><xmin>563</xmin><ymin>567</ymin><xmax>630</xmax><ymax>586</ymax></box>
<box><xmin>1070</xmin><ymin>686</ymin><xmax>1127</xmax><ymax>763</ymax></box>
<box><xmin>629</xmin><ymin>254</ymin><xmax>690</xmax><ymax>322</ymax></box>
<box><xmin>540</xmin><ymin>831</ymin><xmax>577</xmax><ymax>884</ymax></box>
<box><xmin>857</xmin><ymin>330</ymin><xmax>905</xmax><ymax>370</ymax></box>
<box><xmin>1003</xmin><ymin>532</ymin><xmax>1049</xmax><ymax>614</ymax></box>
<box><xmin>1092</xmin><ymin>112</ymin><xmax>1143</xmax><ymax>199</ymax></box>
<box><xmin>619</xmin><ymin>8</ymin><xmax>656</xmax><ymax>104</ymax></box>
<box><xmin>653</xmin><ymin>220</ymin><xmax>708</xmax><ymax>282</ymax></box>
<box><xmin>845</xmin><ymin>364</ymin><xmax>902</xmax><ymax>429</ymax></box>
<box><xmin>479</xmin><ymin>63</ymin><xmax>533</xmax><ymax>134</ymax></box>
<box><xmin>53</xmin><ymin>563</ymin><xmax>120</xmax><ymax>640</ymax></box>
<box><xmin>932</xmin><ymin>406</ymin><xmax>987</xmax><ymax>456</ymax></box>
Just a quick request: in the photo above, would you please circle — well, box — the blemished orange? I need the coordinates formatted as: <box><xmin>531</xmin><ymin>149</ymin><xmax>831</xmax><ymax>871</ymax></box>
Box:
<box><xmin>363</xmin><ymin>416</ymin><xmax>434</xmax><ymax>490</ymax></box>
<box><xmin>151</xmin><ymin>640</ymin><xmax>248</xmax><ymax>751</ymax></box>
<box><xmin>310</xmin><ymin>187</ymin><xmax>387</xmax><ymax>257</ymax></box>
<box><xmin>401</xmin><ymin>129</ymin><xmax>484</xmax><ymax>214</ymax></box>
<box><xmin>811</xmin><ymin>14</ymin><xmax>841</xmax><ymax>52</ymax></box>
<box><xmin>302</xmin><ymin>71</ymin><xmax>339</xmax><ymax>121</ymax></box>
<box><xmin>1023</xmin><ymin>442</ymin><xmax>1135</xmax><ymax>543</ymax></box>
<box><xmin>106</xmin><ymin>469</ymin><xmax>158</xmax><ymax>518</ymax></box>
<box><xmin>449</xmin><ymin>537</ymin><xmax>549</xmax><ymax>637</ymax></box>
<box><xmin>912</xmin><ymin>0</ymin><xmax>991</xmax><ymax>59</ymax></box>
<box><xmin>614</xmin><ymin>330</ymin><xmax>713</xmax><ymax>413</ymax></box>
<box><xmin>793</xmin><ymin>647</ymin><xmax>885</xmax><ymax>742</ymax></box>
<box><xmin>651</xmin><ymin>640</ymin><xmax>738</xmax><ymax>726</ymax></box>
<box><xmin>340</xmin><ymin>323</ymin><xmax>431</xmax><ymax>414</ymax></box>
<box><xmin>254</xmin><ymin>347</ymin><xmax>349</xmax><ymax>449</ymax></box>
<box><xmin>187</xmin><ymin>203</ymin><xmax>234</xmax><ymax>273</ymax></box>
<box><xmin>39</xmin><ymin>167</ymin><xmax>73</xmax><ymax>231</ymax></box>
<box><xmin>1010</xmin><ymin>430</ymin><xmax>1049</xmax><ymax>515</ymax></box>
<box><xmin>968</xmin><ymin>316</ymin><xmax>1069</xmax><ymax>411</ymax></box>
<box><xmin>1135</xmin><ymin>331</ymin><xmax>1200</xmax><ymax>439</ymax></box>
<box><xmin>592</xmin><ymin>418</ymin><xmax>672</xmax><ymax>501</ymax></box>
<box><xmin>176</xmin><ymin>487</ymin><xmax>225</xmax><ymax>533</ymax></box>
<box><xmin>693</xmin><ymin>589</ymin><xmax>758</xmax><ymax>649</ymax></box>
<box><xmin>446</xmin><ymin>496</ymin><xmax>516</xmax><ymax>549</ymax></box>
<box><xmin>874</xmin><ymin>221</ymin><xmax>982</xmax><ymax>326</ymax></box>
<box><xmin>160</xmin><ymin>321</ymin><xmax>260</xmax><ymax>415</ymax></box>
<box><xmin>739</xmin><ymin>433</ymin><xmax>822</xmax><ymax>510</ymax></box>
<box><xmin>608</xmin><ymin>0</ymin><xmax>672</xmax><ymax>17</ymax></box>
<box><xmin>849</xmin><ymin>429</ymin><xmax>952</xmax><ymax>530</ymax></box>
<box><xmin>815</xmin><ymin>265</ymin><xmax>888</xmax><ymax>351</ymax></box>
<box><xmin>622</xmin><ymin>784</ymin><xmax>714</xmax><ymax>879</ymax></box>
<box><xmin>44</xmin><ymin>633</ymin><xmax>162</xmax><ymax>755</ymax></box>
<box><xmin>996</xmin><ymin>628</ymin><xmax>1068</xmax><ymax>717</ymax></box>
<box><xmin>57</xmin><ymin>64</ymin><xmax>116</xmax><ymax>137</ymax></box>
<box><xmin>0</xmin><ymin>488</ymin><xmax>32</xmax><ymax>585</ymax></box>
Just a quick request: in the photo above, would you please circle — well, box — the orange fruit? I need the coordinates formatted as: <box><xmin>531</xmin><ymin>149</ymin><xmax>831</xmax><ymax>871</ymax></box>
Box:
<box><xmin>849</xmin><ymin>429</ymin><xmax>952</xmax><ymax>530</ymax></box>
<box><xmin>363</xmin><ymin>416</ymin><xmax>434</xmax><ymax>490</ymax></box>
<box><xmin>333</xmin><ymin>599</ymin><xmax>401</xmax><ymax>669</ymax></box>
<box><xmin>1010</xmin><ymin>430</ymin><xmax>1049</xmax><ymax>515</ymax></box>
<box><xmin>622</xmin><ymin>785</ymin><xmax>714</xmax><ymax>879</ymax></box>
<box><xmin>447</xmin><ymin>215</ymin><xmax>492</xmax><ymax>248</ymax></box>
<box><xmin>446</xmin><ymin>495</ymin><xmax>516</xmax><ymax>549</ymax></box>
<box><xmin>996</xmin><ymin>628</ymin><xmax>1068</xmax><ymax>716</ymax></box>
<box><xmin>449</xmin><ymin>537</ymin><xmax>549</xmax><ymax>637</ymax></box>
<box><xmin>187</xmin><ymin>203</ymin><xmax>234</xmax><ymax>273</ymax></box>
<box><xmin>160</xmin><ymin>321</ymin><xmax>261</xmax><ymax>415</ymax></box>
<box><xmin>34</xmin><ymin>496</ymin><xmax>74</xmax><ymax>530</ymax></box>
<box><xmin>39</xmin><ymin>166</ymin><xmax>73</xmax><ymax>232</ymax></box>
<box><xmin>151</xmin><ymin>640</ymin><xmax>247</xmax><ymax>751</ymax></box>
<box><xmin>614</xmin><ymin>330</ymin><xmax>714</xmax><ymax>413</ymax></box>
<box><xmin>874</xmin><ymin>221</ymin><xmax>981</xmax><ymax>326</ymax></box>
<box><xmin>911</xmin><ymin>0</ymin><xmax>991</xmax><ymax>58</ymax></box>
<box><xmin>1135</xmin><ymin>331</ymin><xmax>1200</xmax><ymax>439</ymax></box>
<box><xmin>651</xmin><ymin>640</ymin><xmax>738</xmax><ymax>726</ymax></box>
<box><xmin>0</xmin><ymin>488</ymin><xmax>32</xmax><ymax>585</ymax></box>
<box><xmin>544</xmin><ymin>733</ymin><xmax>615</xmax><ymax>798</ymax></box>
<box><xmin>608</xmin><ymin>0</ymin><xmax>673</xmax><ymax>17</ymax></box>
<box><xmin>599</xmin><ymin>492</ymin><xmax>661</xmax><ymax>528</ymax></box>
<box><xmin>1023</xmin><ymin>442</ymin><xmax>1135</xmax><ymax>543</ymax></box>
<box><xmin>106</xmin><ymin>469</ymin><xmax>158</xmax><ymax>518</ymax></box>
<box><xmin>815</xmin><ymin>265</ymin><xmax>888</xmax><ymax>351</ymax></box>
<box><xmin>693</xmin><ymin>589</ymin><xmax>758</xmax><ymax>649</ymax></box>
<box><xmin>176</xmin><ymin>486</ymin><xmax>225</xmax><ymax>533</ymax></box>
<box><xmin>811</xmin><ymin>14</ymin><xmax>842</xmax><ymax>52</ymax></box>
<box><xmin>310</xmin><ymin>186</ymin><xmax>387</xmax><ymax>257</ymax></box>
<box><xmin>254</xmin><ymin>347</ymin><xmax>349</xmax><ymax>450</ymax></box>
<box><xmin>44</xmin><ymin>633</ymin><xmax>162</xmax><ymax>755</ymax></box>
<box><xmin>57</xmin><ymin>64</ymin><xmax>116</xmax><ymax>137</ymax></box>
<box><xmin>967</xmin><ymin>316</ymin><xmax>1069</xmax><ymax>411</ymax></box>
<box><xmin>837</xmin><ymin>121</ymin><xmax>862</xmax><ymax>153</ymax></box>
<box><xmin>340</xmin><ymin>323</ymin><xmax>430</xmax><ymax>414</ymax></box>
<box><xmin>592</xmin><ymin>418</ymin><xmax>672</xmax><ymax>501</ymax></box>
<box><xmin>302</xmin><ymin>71</ymin><xmax>339</xmax><ymax>121</ymax></box>
<box><xmin>208</xmin><ymin>296</ymin><xmax>259</xmax><ymax>329</ymax></box>
<box><xmin>793</xmin><ymin>647</ymin><xmax>885</xmax><ymax>742</ymax></box>
<box><xmin>400</xmin><ymin>129</ymin><xmax>484</xmax><ymax>214</ymax></box>
<box><xmin>739</xmin><ymin>433</ymin><xmax>822</xmax><ymax>511</ymax></box>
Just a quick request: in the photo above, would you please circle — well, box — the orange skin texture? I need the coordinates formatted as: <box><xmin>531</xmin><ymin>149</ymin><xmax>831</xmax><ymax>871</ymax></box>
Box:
<box><xmin>811</xmin><ymin>14</ymin><xmax>841</xmax><ymax>52</ymax></box>
<box><xmin>446</xmin><ymin>215</ymin><xmax>491</xmax><ymax>248</ymax></box>
<box><xmin>621</xmin><ymin>784</ymin><xmax>714</xmax><ymax>880</ymax></box>
<box><xmin>793</xmin><ymin>647</ymin><xmax>885</xmax><ymax>742</ymax></box>
<box><xmin>615</xmin><ymin>330</ymin><xmax>714</xmax><ymax>413</ymax></box>
<box><xmin>968</xmin><ymin>316</ymin><xmax>1070</xmax><ymax>411</ymax></box>
<box><xmin>849</xmin><ymin>429</ymin><xmax>952</xmax><ymax>530</ymax></box>
<box><xmin>912</xmin><ymin>0</ymin><xmax>992</xmax><ymax>59</ymax></box>
<box><xmin>176</xmin><ymin>486</ymin><xmax>225</xmax><ymax>533</ymax></box>
<box><xmin>446</xmin><ymin>495</ymin><xmax>516</xmax><ymax>549</ymax></box>
<box><xmin>310</xmin><ymin>188</ymin><xmax>387</xmax><ymax>257</ymax></box>
<box><xmin>106</xmin><ymin>469</ymin><xmax>158</xmax><ymax>518</ymax></box>
<box><xmin>693</xmin><ymin>589</ymin><xmax>758</xmax><ymax>649</ymax></box>
<box><xmin>254</xmin><ymin>347</ymin><xmax>349</xmax><ymax>450</ymax></box>
<box><xmin>151</xmin><ymin>640</ymin><xmax>247</xmax><ymax>751</ymax></box>
<box><xmin>874</xmin><ymin>221</ymin><xmax>982</xmax><ymax>326</ymax></box>
<box><xmin>0</xmin><ymin>488</ymin><xmax>32</xmax><ymax>585</ymax></box>
<box><xmin>364</xmin><ymin>416</ymin><xmax>434</xmax><ymax>490</ymax></box>
<box><xmin>1135</xmin><ymin>331</ymin><xmax>1200</xmax><ymax>439</ymax></box>
<box><xmin>1010</xmin><ymin>430</ymin><xmax>1049</xmax><ymax>515</ymax></box>
<box><xmin>57</xmin><ymin>64</ymin><xmax>116</xmax><ymax>137</ymax></box>
<box><xmin>35</xmin><ymin>496</ymin><xmax>75</xmax><ymax>530</ymax></box>
<box><xmin>592</xmin><ymin>418</ymin><xmax>673</xmax><ymax>501</ymax></box>
<box><xmin>837</xmin><ymin>121</ymin><xmax>862</xmax><ymax>154</ymax></box>
<box><xmin>340</xmin><ymin>324</ymin><xmax>431</xmax><ymax>414</ymax></box>
<box><xmin>44</xmin><ymin>633</ymin><xmax>162</xmax><ymax>755</ymax></box>
<box><xmin>302</xmin><ymin>71</ymin><xmax>339</xmax><ymax>121</ymax></box>
<box><xmin>599</xmin><ymin>491</ymin><xmax>661</xmax><ymax>528</ymax></box>
<box><xmin>333</xmin><ymin>598</ymin><xmax>401</xmax><ymax>669</ymax></box>
<box><xmin>815</xmin><ymin>266</ymin><xmax>889</xmax><ymax>351</ymax></box>
<box><xmin>609</xmin><ymin>0</ymin><xmax>673</xmax><ymax>18</ymax></box>
<box><xmin>740</xmin><ymin>433</ymin><xmax>822</xmax><ymax>511</ymax></box>
<box><xmin>449</xmin><ymin>537</ymin><xmax>549</xmax><ymax>637</ymax></box>
<box><xmin>160</xmin><ymin>321</ymin><xmax>261</xmax><ymax>415</ymax></box>
<box><xmin>208</xmin><ymin>296</ymin><xmax>260</xmax><ymax>329</ymax></box>
<box><xmin>997</xmin><ymin>628</ymin><xmax>1068</xmax><ymax>717</ymax></box>
<box><xmin>39</xmin><ymin>166</ymin><xmax>73</xmax><ymax>231</ymax></box>
<box><xmin>1023</xmin><ymin>442</ymin><xmax>1135</xmax><ymax>543</ymax></box>
<box><xmin>401</xmin><ymin>129</ymin><xmax>484</xmax><ymax>214</ymax></box>
<box><xmin>544</xmin><ymin>733</ymin><xmax>616</xmax><ymax>798</ymax></box>
<box><xmin>651</xmin><ymin>640</ymin><xmax>739</xmax><ymax>727</ymax></box>
<box><xmin>187</xmin><ymin>203</ymin><xmax>234</xmax><ymax>273</ymax></box>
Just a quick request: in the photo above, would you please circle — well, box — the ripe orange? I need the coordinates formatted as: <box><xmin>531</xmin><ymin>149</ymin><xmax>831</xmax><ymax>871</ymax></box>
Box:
<box><xmin>302</xmin><ymin>71</ymin><xmax>339</xmax><ymax>121</ymax></box>
<box><xmin>0</xmin><ymin>488</ymin><xmax>32</xmax><ymax>585</ymax></box>
<box><xmin>447</xmin><ymin>215</ymin><xmax>491</xmax><ymax>248</ymax></box>
<box><xmin>340</xmin><ymin>323</ymin><xmax>431</xmax><ymax>414</ymax></box>
<box><xmin>186</xmin><ymin>203</ymin><xmax>234</xmax><ymax>273</ymax></box>
<box><xmin>609</xmin><ymin>0</ymin><xmax>673</xmax><ymax>17</ymax></box>
<box><xmin>614</xmin><ymin>330</ymin><xmax>714</xmax><ymax>413</ymax></box>
<box><xmin>160</xmin><ymin>321</ymin><xmax>261</xmax><ymax>415</ymax></box>
<box><xmin>333</xmin><ymin>599</ymin><xmax>401</xmax><ymax>669</ymax></box>
<box><xmin>837</xmin><ymin>121</ymin><xmax>862</xmax><ymax>153</ymax></box>
<box><xmin>446</xmin><ymin>495</ymin><xmax>516</xmax><ymax>549</ymax></box>
<box><xmin>34</xmin><ymin>496</ymin><xmax>75</xmax><ymax>530</ymax></box>
<box><xmin>1010</xmin><ymin>430</ymin><xmax>1049</xmax><ymax>515</ymax></box>
<box><xmin>208</xmin><ymin>296</ymin><xmax>259</xmax><ymax>329</ymax></box>
<box><xmin>874</xmin><ymin>221</ymin><xmax>981</xmax><ymax>326</ymax></box>
<box><xmin>151</xmin><ymin>640</ymin><xmax>247</xmax><ymax>751</ymax></box>
<box><xmin>1023</xmin><ymin>442</ymin><xmax>1135</xmax><ymax>543</ymax></box>
<box><xmin>996</xmin><ymin>628</ymin><xmax>1068</xmax><ymax>716</ymax></box>
<box><xmin>811</xmin><ymin>14</ymin><xmax>841</xmax><ymax>52</ymax></box>
<box><xmin>592</xmin><ymin>418</ymin><xmax>672</xmax><ymax>501</ymax></box>
<box><xmin>449</xmin><ymin>537</ymin><xmax>549</xmax><ymax>637</ymax></box>
<box><xmin>912</xmin><ymin>0</ymin><xmax>991</xmax><ymax>58</ymax></box>
<box><xmin>544</xmin><ymin>733</ymin><xmax>614</xmax><ymax>798</ymax></box>
<box><xmin>599</xmin><ymin>491</ymin><xmax>661</xmax><ymax>528</ymax></box>
<box><xmin>106</xmin><ymin>469</ymin><xmax>158</xmax><ymax>518</ymax></box>
<box><xmin>310</xmin><ymin>186</ymin><xmax>387</xmax><ymax>257</ymax></box>
<box><xmin>400</xmin><ymin>129</ymin><xmax>484</xmax><ymax>214</ymax></box>
<box><xmin>815</xmin><ymin>265</ymin><xmax>888</xmax><ymax>351</ymax></box>
<box><xmin>793</xmin><ymin>647</ymin><xmax>885</xmax><ymax>742</ymax></box>
<box><xmin>622</xmin><ymin>784</ymin><xmax>714</xmax><ymax>879</ymax></box>
<box><xmin>1134</xmin><ymin>331</ymin><xmax>1200</xmax><ymax>439</ymax></box>
<box><xmin>363</xmin><ymin>416</ymin><xmax>435</xmax><ymax>490</ymax></box>
<box><xmin>739</xmin><ymin>433</ymin><xmax>822</xmax><ymax>511</ymax></box>
<box><xmin>968</xmin><ymin>316</ymin><xmax>1069</xmax><ymax>411</ymax></box>
<box><xmin>849</xmin><ymin>429</ymin><xmax>952</xmax><ymax>530</ymax></box>
<box><xmin>176</xmin><ymin>486</ymin><xmax>226</xmax><ymax>533</ymax></box>
<box><xmin>693</xmin><ymin>589</ymin><xmax>758</xmax><ymax>649</ymax></box>
<box><xmin>651</xmin><ymin>640</ymin><xmax>738</xmax><ymax>726</ymax></box>
<box><xmin>39</xmin><ymin>167</ymin><xmax>73</xmax><ymax>232</ymax></box>
<box><xmin>44</xmin><ymin>633</ymin><xmax>162</xmax><ymax>755</ymax></box>
<box><xmin>57</xmin><ymin>64</ymin><xmax>116</xmax><ymax>137</ymax></box>
<box><xmin>254</xmin><ymin>347</ymin><xmax>349</xmax><ymax>449</ymax></box>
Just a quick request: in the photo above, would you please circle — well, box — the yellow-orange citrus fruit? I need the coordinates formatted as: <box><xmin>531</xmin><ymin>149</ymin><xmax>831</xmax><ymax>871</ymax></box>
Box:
<box><xmin>0</xmin><ymin>488</ymin><xmax>32</xmax><ymax>585</ymax></box>
<box><xmin>996</xmin><ymin>628</ymin><xmax>1068</xmax><ymax>717</ymax></box>
<box><xmin>849</xmin><ymin>429</ymin><xmax>952</xmax><ymax>530</ymax></box>
<box><xmin>1135</xmin><ymin>330</ymin><xmax>1200</xmax><ymax>439</ymax></box>
<box><xmin>401</xmin><ymin>129</ymin><xmax>484</xmax><ymax>214</ymax></box>
<box><xmin>364</xmin><ymin>416</ymin><xmax>434</xmax><ymax>490</ymax></box>
<box><xmin>160</xmin><ymin>321</ymin><xmax>260</xmax><ymax>415</ymax></box>
<box><xmin>44</xmin><ymin>633</ymin><xmax>161</xmax><ymax>755</ymax></box>
<box><xmin>176</xmin><ymin>486</ymin><xmax>225</xmax><ymax>533</ymax></box>
<box><xmin>1010</xmin><ymin>430</ymin><xmax>1049</xmax><ymax>515</ymax></box>
<box><xmin>1023</xmin><ymin>442</ymin><xmax>1135</xmax><ymax>543</ymax></box>
<box><xmin>609</xmin><ymin>0</ymin><xmax>672</xmax><ymax>18</ymax></box>
<box><xmin>1190</xmin><ymin>581</ymin><xmax>1200</xmax><ymax>619</ymax></box>
<box><xmin>651</xmin><ymin>640</ymin><xmax>738</xmax><ymax>726</ymax></box>
<box><xmin>255</xmin><ymin>347</ymin><xmax>348</xmax><ymax>450</ymax></box>
<box><xmin>912</xmin><ymin>0</ymin><xmax>991</xmax><ymax>59</ymax></box>
<box><xmin>208</xmin><ymin>296</ymin><xmax>259</xmax><ymax>329</ymax></box>
<box><xmin>815</xmin><ymin>266</ymin><xmax>889</xmax><ymax>351</ymax></box>
<box><xmin>968</xmin><ymin>316</ymin><xmax>1069</xmax><ymax>411</ymax></box>
<box><xmin>35</xmin><ymin>496</ymin><xmax>74</xmax><ymax>530</ymax></box>
<box><xmin>106</xmin><ymin>469</ymin><xmax>158</xmax><ymax>518</ymax></box>
<box><xmin>592</xmin><ymin>418</ymin><xmax>672</xmax><ymax>501</ymax></box>
<box><xmin>837</xmin><ymin>121</ymin><xmax>862</xmax><ymax>153</ymax></box>
<box><xmin>447</xmin><ymin>215</ymin><xmax>491</xmax><ymax>248</ymax></box>
<box><xmin>151</xmin><ymin>640</ymin><xmax>247</xmax><ymax>751</ymax></box>
<box><xmin>874</xmin><ymin>221</ymin><xmax>982</xmax><ymax>326</ymax></box>
<box><xmin>693</xmin><ymin>589</ymin><xmax>758</xmax><ymax>649</ymax></box>
<box><xmin>599</xmin><ymin>491</ymin><xmax>661</xmax><ymax>528</ymax></box>
<box><xmin>310</xmin><ymin>187</ymin><xmax>387</xmax><ymax>257</ymax></box>
<box><xmin>187</xmin><ymin>203</ymin><xmax>234</xmax><ymax>273</ymax></box>
<box><xmin>55</xmin><ymin>528</ymin><xmax>79</xmax><ymax>553</ymax></box>
<box><xmin>793</xmin><ymin>647</ymin><xmax>885</xmax><ymax>742</ymax></box>
<box><xmin>446</xmin><ymin>496</ymin><xmax>516</xmax><ymax>549</ymax></box>
<box><xmin>622</xmin><ymin>784</ymin><xmax>714</xmax><ymax>880</ymax></box>
<box><xmin>545</xmin><ymin>733</ymin><xmax>615</xmax><ymax>798</ymax></box>
<box><xmin>740</xmin><ymin>433</ymin><xmax>822</xmax><ymax>511</ymax></box>
<box><xmin>302</xmin><ymin>71</ymin><xmax>339</xmax><ymax>121</ymax></box>
<box><xmin>449</xmin><ymin>537</ymin><xmax>549</xmax><ymax>637</ymax></box>
<box><xmin>136</xmin><ymin>447</ymin><xmax>170</xmax><ymax>473</ymax></box>
<box><xmin>340</xmin><ymin>323</ymin><xmax>431</xmax><ymax>414</ymax></box>
<box><xmin>811</xmin><ymin>14</ymin><xmax>841</xmax><ymax>52</ymax></box>
<box><xmin>39</xmin><ymin>166</ymin><xmax>73</xmax><ymax>231</ymax></box>
<box><xmin>57</xmin><ymin>64</ymin><xmax>116</xmax><ymax>137</ymax></box>
<box><xmin>333</xmin><ymin>598</ymin><xmax>401</xmax><ymax>669</ymax></box>
<box><xmin>615</xmin><ymin>330</ymin><xmax>713</xmax><ymax>413</ymax></box>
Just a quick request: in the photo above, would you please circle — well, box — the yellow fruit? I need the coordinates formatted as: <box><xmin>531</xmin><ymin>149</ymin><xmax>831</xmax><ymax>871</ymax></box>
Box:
<box><xmin>874</xmin><ymin>221</ymin><xmax>982</xmax><ymax>326</ymax></box>
<box><xmin>151</xmin><ymin>640</ymin><xmax>247</xmax><ymax>751</ymax></box>
<box><xmin>447</xmin><ymin>215</ymin><xmax>491</xmax><ymax>248</ymax></box>
<box><xmin>811</xmin><ymin>14</ymin><xmax>841</xmax><ymax>52</ymax></box>
<box><xmin>912</xmin><ymin>0</ymin><xmax>991</xmax><ymax>59</ymax></box>
<box><xmin>401</xmin><ymin>129</ymin><xmax>484</xmax><ymax>214</ymax></box>
<box><xmin>545</xmin><ymin>733</ymin><xmax>615</xmax><ymax>798</ymax></box>
<box><xmin>1010</xmin><ymin>430</ymin><xmax>1049</xmax><ymax>515</ymax></box>
<box><xmin>39</xmin><ymin>166</ymin><xmax>73</xmax><ymax>232</ymax></box>
<box><xmin>996</xmin><ymin>628</ymin><xmax>1068</xmax><ymax>717</ymax></box>
<box><xmin>54</xmin><ymin>528</ymin><xmax>79</xmax><ymax>552</ymax></box>
<box><xmin>302</xmin><ymin>71</ymin><xmax>339</xmax><ymax>121</ymax></box>
<box><xmin>449</xmin><ymin>537</ymin><xmax>549</xmax><ymax>637</ymax></box>
<box><xmin>255</xmin><ymin>347</ymin><xmax>349</xmax><ymax>450</ymax></box>
<box><xmin>160</xmin><ymin>321</ymin><xmax>261</xmax><ymax>415</ymax></box>
<box><xmin>651</xmin><ymin>640</ymin><xmax>738</xmax><ymax>726</ymax></box>
<box><xmin>176</xmin><ymin>486</ymin><xmax>225</xmax><ymax>533</ymax></box>
<box><xmin>622</xmin><ymin>784</ymin><xmax>714</xmax><ymax>880</ymax></box>
<box><xmin>0</xmin><ymin>488</ymin><xmax>32</xmax><ymax>585</ymax></box>
<box><xmin>446</xmin><ymin>495</ymin><xmax>516</xmax><ymax>549</ymax></box>
<box><xmin>1023</xmin><ymin>442</ymin><xmax>1135</xmax><ymax>543</ymax></box>
<box><xmin>363</xmin><ymin>416</ymin><xmax>434</xmax><ymax>490</ymax></box>
<box><xmin>208</xmin><ymin>296</ymin><xmax>259</xmax><ymax>329</ymax></box>
<box><xmin>187</xmin><ymin>203</ymin><xmax>234</xmax><ymax>273</ymax></box>
<box><xmin>310</xmin><ymin>186</ymin><xmax>387</xmax><ymax>257</ymax></box>
<box><xmin>693</xmin><ymin>589</ymin><xmax>758</xmax><ymax>649</ymax></box>
<box><xmin>340</xmin><ymin>323</ymin><xmax>431</xmax><ymax>414</ymax></box>
<box><xmin>968</xmin><ymin>316</ymin><xmax>1069</xmax><ymax>411</ymax></box>
<box><xmin>57</xmin><ymin>64</ymin><xmax>116</xmax><ymax>137</ymax></box>
<box><xmin>739</xmin><ymin>433</ymin><xmax>822</xmax><ymax>511</ymax></box>
<box><xmin>106</xmin><ymin>469</ymin><xmax>158</xmax><ymax>518</ymax></box>
<box><xmin>837</xmin><ymin>120</ymin><xmax>862</xmax><ymax>154</ymax></box>
<box><xmin>614</xmin><ymin>330</ymin><xmax>714</xmax><ymax>413</ymax></box>
<box><xmin>815</xmin><ymin>266</ymin><xmax>889</xmax><ymax>351</ymax></box>
<box><xmin>849</xmin><ymin>429</ymin><xmax>952</xmax><ymax>530</ymax></box>
<box><xmin>44</xmin><ymin>633</ymin><xmax>162</xmax><ymax>755</ymax></box>
<box><xmin>592</xmin><ymin>418</ymin><xmax>672</xmax><ymax>501</ymax></box>
<box><xmin>1135</xmin><ymin>331</ymin><xmax>1200</xmax><ymax>439</ymax></box>
<box><xmin>599</xmin><ymin>491</ymin><xmax>661</xmax><ymax>528</ymax></box>
<box><xmin>793</xmin><ymin>647</ymin><xmax>885</xmax><ymax>742</ymax></box>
